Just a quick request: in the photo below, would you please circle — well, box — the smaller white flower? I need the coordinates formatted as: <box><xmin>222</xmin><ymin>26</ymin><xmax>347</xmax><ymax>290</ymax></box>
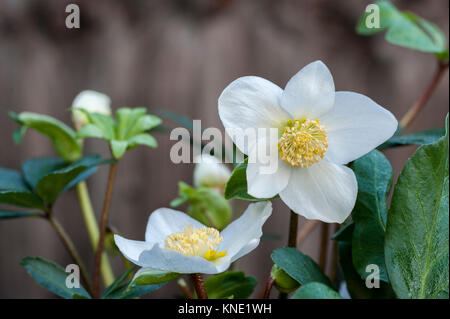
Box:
<box><xmin>193</xmin><ymin>154</ymin><xmax>231</xmax><ymax>190</ymax></box>
<box><xmin>72</xmin><ymin>90</ymin><xmax>111</xmax><ymax>130</ymax></box>
<box><xmin>114</xmin><ymin>201</ymin><xmax>272</xmax><ymax>274</ymax></box>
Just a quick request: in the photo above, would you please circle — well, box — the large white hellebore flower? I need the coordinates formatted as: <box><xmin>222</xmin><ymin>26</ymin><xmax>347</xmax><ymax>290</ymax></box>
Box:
<box><xmin>218</xmin><ymin>61</ymin><xmax>397</xmax><ymax>223</ymax></box>
<box><xmin>114</xmin><ymin>201</ymin><xmax>272</xmax><ymax>274</ymax></box>
<box><xmin>193</xmin><ymin>154</ymin><xmax>231</xmax><ymax>190</ymax></box>
<box><xmin>72</xmin><ymin>90</ymin><xmax>111</xmax><ymax>130</ymax></box>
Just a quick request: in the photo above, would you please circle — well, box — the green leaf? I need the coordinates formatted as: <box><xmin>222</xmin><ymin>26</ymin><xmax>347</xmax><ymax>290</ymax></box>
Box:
<box><xmin>271</xmin><ymin>247</ymin><xmax>331</xmax><ymax>287</ymax></box>
<box><xmin>131</xmin><ymin>268</ymin><xmax>180</xmax><ymax>286</ymax></box>
<box><xmin>204</xmin><ymin>271</ymin><xmax>257</xmax><ymax>299</ymax></box>
<box><xmin>0</xmin><ymin>167</ymin><xmax>45</xmax><ymax>209</ymax></box>
<box><xmin>101</xmin><ymin>266</ymin><xmax>136</xmax><ymax>299</ymax></box>
<box><xmin>351</xmin><ymin>150</ymin><xmax>392</xmax><ymax>283</ymax></box>
<box><xmin>331</xmin><ymin>221</ymin><xmax>354</xmax><ymax>243</ymax></box>
<box><xmin>0</xmin><ymin>211</ymin><xmax>42</xmax><ymax>219</ymax></box>
<box><xmin>127</xmin><ymin>114</ymin><xmax>162</xmax><ymax>137</ymax></box>
<box><xmin>35</xmin><ymin>155</ymin><xmax>109</xmax><ymax>204</ymax></box>
<box><xmin>291</xmin><ymin>282</ymin><xmax>342</xmax><ymax>299</ymax></box>
<box><xmin>9</xmin><ymin>112</ymin><xmax>82</xmax><ymax>162</ymax></box>
<box><xmin>338</xmin><ymin>242</ymin><xmax>394</xmax><ymax>299</ymax></box>
<box><xmin>116</xmin><ymin>107</ymin><xmax>146</xmax><ymax>140</ymax></box>
<box><xmin>127</xmin><ymin>133</ymin><xmax>158</xmax><ymax>149</ymax></box>
<box><xmin>380</xmin><ymin>127</ymin><xmax>445</xmax><ymax>149</ymax></box>
<box><xmin>80</xmin><ymin>110</ymin><xmax>116</xmax><ymax>140</ymax></box>
<box><xmin>0</xmin><ymin>191</ymin><xmax>45</xmax><ymax>209</ymax></box>
<box><xmin>153</xmin><ymin>109</ymin><xmax>195</xmax><ymax>130</ymax></box>
<box><xmin>21</xmin><ymin>157</ymin><xmax>66</xmax><ymax>190</ymax></box>
<box><xmin>20</xmin><ymin>256</ymin><xmax>90</xmax><ymax>299</ymax></box>
<box><xmin>175</xmin><ymin>182</ymin><xmax>232</xmax><ymax>230</ymax></box>
<box><xmin>225</xmin><ymin>159</ymin><xmax>276</xmax><ymax>201</ymax></box>
<box><xmin>356</xmin><ymin>1</ymin><xmax>448</xmax><ymax>54</ymax></box>
<box><xmin>385</xmin><ymin>115</ymin><xmax>449</xmax><ymax>299</ymax></box>
<box><xmin>110</xmin><ymin>140</ymin><xmax>129</xmax><ymax>159</ymax></box>
<box><xmin>76</xmin><ymin>124</ymin><xmax>109</xmax><ymax>140</ymax></box>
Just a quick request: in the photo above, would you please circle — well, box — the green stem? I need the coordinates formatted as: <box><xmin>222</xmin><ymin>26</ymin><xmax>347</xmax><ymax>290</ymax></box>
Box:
<box><xmin>46</xmin><ymin>214</ymin><xmax>93</xmax><ymax>295</ymax></box>
<box><xmin>76</xmin><ymin>181</ymin><xmax>115</xmax><ymax>287</ymax></box>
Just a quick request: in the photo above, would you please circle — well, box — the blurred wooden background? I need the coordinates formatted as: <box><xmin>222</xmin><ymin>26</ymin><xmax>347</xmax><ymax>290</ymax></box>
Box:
<box><xmin>0</xmin><ymin>0</ymin><xmax>448</xmax><ymax>298</ymax></box>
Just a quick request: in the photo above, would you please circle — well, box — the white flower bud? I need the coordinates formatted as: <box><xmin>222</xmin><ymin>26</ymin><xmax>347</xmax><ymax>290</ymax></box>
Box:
<box><xmin>193</xmin><ymin>154</ymin><xmax>231</xmax><ymax>190</ymax></box>
<box><xmin>72</xmin><ymin>90</ymin><xmax>111</xmax><ymax>130</ymax></box>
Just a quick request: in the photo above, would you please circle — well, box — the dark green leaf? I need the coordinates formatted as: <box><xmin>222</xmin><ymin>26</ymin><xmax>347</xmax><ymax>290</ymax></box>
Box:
<box><xmin>0</xmin><ymin>167</ymin><xmax>34</xmax><ymax>192</ymax></box>
<box><xmin>20</xmin><ymin>256</ymin><xmax>90</xmax><ymax>299</ymax></box>
<box><xmin>21</xmin><ymin>157</ymin><xmax>66</xmax><ymax>190</ymax></box>
<box><xmin>35</xmin><ymin>155</ymin><xmax>109</xmax><ymax>204</ymax></box>
<box><xmin>385</xmin><ymin>115</ymin><xmax>449</xmax><ymax>299</ymax></box>
<box><xmin>379</xmin><ymin>127</ymin><xmax>445</xmax><ymax>149</ymax></box>
<box><xmin>338</xmin><ymin>242</ymin><xmax>394</xmax><ymax>299</ymax></box>
<box><xmin>0</xmin><ymin>211</ymin><xmax>42</xmax><ymax>219</ymax></box>
<box><xmin>331</xmin><ymin>222</ymin><xmax>354</xmax><ymax>243</ymax></box>
<box><xmin>9</xmin><ymin>112</ymin><xmax>82</xmax><ymax>162</ymax></box>
<box><xmin>291</xmin><ymin>282</ymin><xmax>342</xmax><ymax>299</ymax></box>
<box><xmin>0</xmin><ymin>191</ymin><xmax>45</xmax><ymax>209</ymax></box>
<box><xmin>271</xmin><ymin>247</ymin><xmax>331</xmax><ymax>286</ymax></box>
<box><xmin>351</xmin><ymin>150</ymin><xmax>392</xmax><ymax>282</ymax></box>
<box><xmin>101</xmin><ymin>266</ymin><xmax>136</xmax><ymax>299</ymax></box>
<box><xmin>204</xmin><ymin>271</ymin><xmax>257</xmax><ymax>299</ymax></box>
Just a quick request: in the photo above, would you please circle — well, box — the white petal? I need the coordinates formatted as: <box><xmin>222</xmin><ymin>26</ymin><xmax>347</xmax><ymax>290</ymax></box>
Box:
<box><xmin>137</xmin><ymin>244</ymin><xmax>231</xmax><ymax>274</ymax></box>
<box><xmin>219</xmin><ymin>201</ymin><xmax>272</xmax><ymax>262</ymax></box>
<box><xmin>114</xmin><ymin>235</ymin><xmax>154</xmax><ymax>267</ymax></box>
<box><xmin>145</xmin><ymin>208</ymin><xmax>205</xmax><ymax>244</ymax></box>
<box><xmin>279</xmin><ymin>160</ymin><xmax>357</xmax><ymax>223</ymax></box>
<box><xmin>246</xmin><ymin>137</ymin><xmax>292</xmax><ymax>198</ymax></box>
<box><xmin>280</xmin><ymin>61</ymin><xmax>335</xmax><ymax>119</ymax></box>
<box><xmin>218</xmin><ymin>76</ymin><xmax>289</xmax><ymax>154</ymax></box>
<box><xmin>319</xmin><ymin>91</ymin><xmax>398</xmax><ymax>164</ymax></box>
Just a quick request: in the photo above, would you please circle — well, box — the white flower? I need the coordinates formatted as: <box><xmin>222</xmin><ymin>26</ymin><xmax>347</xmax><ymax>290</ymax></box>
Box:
<box><xmin>114</xmin><ymin>201</ymin><xmax>272</xmax><ymax>274</ymax></box>
<box><xmin>193</xmin><ymin>154</ymin><xmax>231</xmax><ymax>190</ymax></box>
<box><xmin>218</xmin><ymin>61</ymin><xmax>397</xmax><ymax>223</ymax></box>
<box><xmin>72</xmin><ymin>90</ymin><xmax>111</xmax><ymax>130</ymax></box>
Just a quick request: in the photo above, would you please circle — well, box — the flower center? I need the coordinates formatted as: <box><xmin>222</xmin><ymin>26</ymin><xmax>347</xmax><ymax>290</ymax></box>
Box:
<box><xmin>165</xmin><ymin>225</ymin><xmax>227</xmax><ymax>261</ymax></box>
<box><xmin>278</xmin><ymin>119</ymin><xmax>328</xmax><ymax>167</ymax></box>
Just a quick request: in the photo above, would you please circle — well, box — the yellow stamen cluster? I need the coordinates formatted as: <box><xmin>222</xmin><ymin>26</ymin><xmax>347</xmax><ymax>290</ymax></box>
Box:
<box><xmin>165</xmin><ymin>225</ymin><xmax>227</xmax><ymax>261</ymax></box>
<box><xmin>278</xmin><ymin>119</ymin><xmax>328</xmax><ymax>167</ymax></box>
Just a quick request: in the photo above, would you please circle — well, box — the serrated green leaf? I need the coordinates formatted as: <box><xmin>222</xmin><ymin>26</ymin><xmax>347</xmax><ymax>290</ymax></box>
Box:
<box><xmin>80</xmin><ymin>110</ymin><xmax>116</xmax><ymax>140</ymax></box>
<box><xmin>351</xmin><ymin>150</ymin><xmax>392</xmax><ymax>283</ymax></box>
<box><xmin>116</xmin><ymin>107</ymin><xmax>146</xmax><ymax>140</ymax></box>
<box><xmin>0</xmin><ymin>211</ymin><xmax>42</xmax><ymax>219</ymax></box>
<box><xmin>379</xmin><ymin>127</ymin><xmax>445</xmax><ymax>149</ymax></box>
<box><xmin>271</xmin><ymin>247</ymin><xmax>331</xmax><ymax>287</ymax></box>
<box><xmin>385</xmin><ymin>115</ymin><xmax>449</xmax><ymax>299</ymax></box>
<box><xmin>20</xmin><ymin>256</ymin><xmax>90</xmax><ymax>299</ymax></box>
<box><xmin>204</xmin><ymin>271</ymin><xmax>257</xmax><ymax>299</ymax></box>
<box><xmin>9</xmin><ymin>112</ymin><xmax>82</xmax><ymax>162</ymax></box>
<box><xmin>291</xmin><ymin>282</ymin><xmax>342</xmax><ymax>299</ymax></box>
<box><xmin>101</xmin><ymin>266</ymin><xmax>136</xmax><ymax>299</ymax></box>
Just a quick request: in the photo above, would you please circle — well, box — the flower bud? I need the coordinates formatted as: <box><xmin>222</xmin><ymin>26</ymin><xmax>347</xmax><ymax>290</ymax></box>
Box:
<box><xmin>271</xmin><ymin>264</ymin><xmax>300</xmax><ymax>293</ymax></box>
<box><xmin>193</xmin><ymin>154</ymin><xmax>231</xmax><ymax>191</ymax></box>
<box><xmin>72</xmin><ymin>90</ymin><xmax>111</xmax><ymax>130</ymax></box>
